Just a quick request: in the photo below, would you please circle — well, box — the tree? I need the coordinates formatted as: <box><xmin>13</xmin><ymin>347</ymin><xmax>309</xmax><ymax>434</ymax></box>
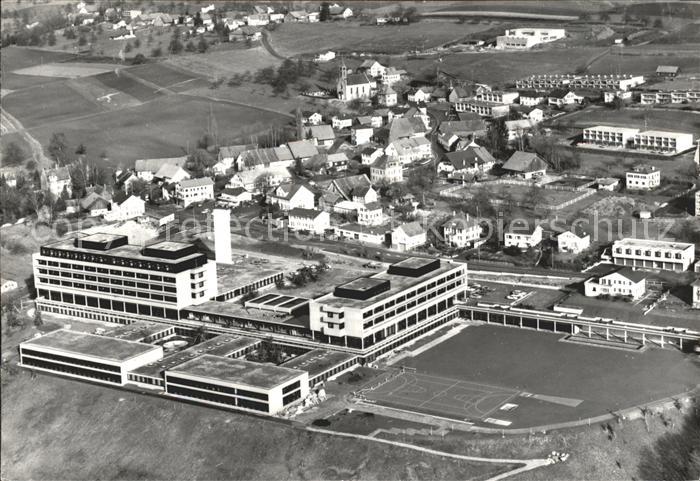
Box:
<box><xmin>653</xmin><ymin>18</ymin><xmax>663</xmax><ymax>28</ymax></box>
<box><xmin>185</xmin><ymin>39</ymin><xmax>196</xmax><ymax>52</ymax></box>
<box><xmin>133</xmin><ymin>37</ymin><xmax>141</xmax><ymax>48</ymax></box>
<box><xmin>64</xmin><ymin>27</ymin><xmax>76</xmax><ymax>39</ymax></box>
<box><xmin>526</xmin><ymin>184</ymin><xmax>546</xmax><ymax>211</ymax></box>
<box><xmin>47</xmin><ymin>30</ymin><xmax>56</xmax><ymax>46</ymax></box>
<box><xmin>599</xmin><ymin>12</ymin><xmax>611</xmax><ymax>21</ymax></box>
<box><xmin>132</xmin><ymin>53</ymin><xmax>146</xmax><ymax>64</ymax></box>
<box><xmin>487</xmin><ymin>118</ymin><xmax>508</xmax><ymax>157</ymax></box>
<box><xmin>48</xmin><ymin>132</ymin><xmax>69</xmax><ymax>163</ymax></box>
<box><xmin>320</xmin><ymin>2</ymin><xmax>331</xmax><ymax>21</ymax></box>
<box><xmin>197</xmin><ymin>35</ymin><xmax>208</xmax><ymax>53</ymax></box>
<box><xmin>151</xmin><ymin>46</ymin><xmax>162</xmax><ymax>57</ymax></box>
<box><xmin>75</xmin><ymin>143</ymin><xmax>86</xmax><ymax>155</ymax></box>
<box><xmin>2</xmin><ymin>142</ymin><xmax>26</xmax><ymax>166</ymax></box>
<box><xmin>579</xmin><ymin>12</ymin><xmax>590</xmax><ymax>21</ymax></box>
<box><xmin>124</xmin><ymin>42</ymin><xmax>132</xmax><ymax>53</ymax></box>
<box><xmin>78</xmin><ymin>33</ymin><xmax>87</xmax><ymax>46</ymax></box>
<box><xmin>168</xmin><ymin>28</ymin><xmax>183</xmax><ymax>54</ymax></box>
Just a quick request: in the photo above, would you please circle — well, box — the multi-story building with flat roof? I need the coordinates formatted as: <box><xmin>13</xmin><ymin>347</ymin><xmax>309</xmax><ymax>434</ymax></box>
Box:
<box><xmin>496</xmin><ymin>28</ymin><xmax>565</xmax><ymax>49</ymax></box>
<box><xmin>454</xmin><ymin>99</ymin><xmax>510</xmax><ymax>118</ymax></box>
<box><xmin>516</xmin><ymin>74</ymin><xmax>644</xmax><ymax>91</ymax></box>
<box><xmin>19</xmin><ymin>329</ymin><xmax>163</xmax><ymax>386</ymax></box>
<box><xmin>632</xmin><ymin>130</ymin><xmax>694</xmax><ymax>154</ymax></box>
<box><xmin>582</xmin><ymin>125</ymin><xmax>639</xmax><ymax>148</ymax></box>
<box><xmin>33</xmin><ymin>233</ymin><xmax>217</xmax><ymax>323</ymax></box>
<box><xmin>640</xmin><ymin>90</ymin><xmax>700</xmax><ymax>104</ymax></box>
<box><xmin>308</xmin><ymin>258</ymin><xmax>467</xmax><ymax>359</ymax></box>
<box><xmin>612</xmin><ymin>238</ymin><xmax>695</xmax><ymax>272</ymax></box>
<box><xmin>476</xmin><ymin>90</ymin><xmax>520</xmax><ymax>104</ymax></box>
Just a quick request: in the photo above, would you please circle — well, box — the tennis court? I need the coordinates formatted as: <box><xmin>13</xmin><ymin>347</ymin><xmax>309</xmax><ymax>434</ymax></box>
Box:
<box><xmin>360</xmin><ymin>370</ymin><xmax>519</xmax><ymax>422</ymax></box>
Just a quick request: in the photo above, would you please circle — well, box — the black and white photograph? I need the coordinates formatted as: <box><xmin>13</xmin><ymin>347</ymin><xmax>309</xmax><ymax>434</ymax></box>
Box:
<box><xmin>1</xmin><ymin>1</ymin><xmax>699</xmax><ymax>480</ymax></box>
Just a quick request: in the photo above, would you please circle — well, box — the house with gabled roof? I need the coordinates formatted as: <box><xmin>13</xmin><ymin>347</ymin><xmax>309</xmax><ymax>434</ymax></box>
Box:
<box><xmin>584</xmin><ymin>266</ymin><xmax>647</xmax><ymax>300</ymax></box>
<box><xmin>359</xmin><ymin>60</ymin><xmax>387</xmax><ymax>78</ymax></box>
<box><xmin>441</xmin><ymin>215</ymin><xmax>482</xmax><ymax>248</ymax></box>
<box><xmin>154</xmin><ymin>163</ymin><xmax>190</xmax><ymax>184</ymax></box>
<box><xmin>357</xmin><ymin>202</ymin><xmax>384</xmax><ymax>226</ymax></box>
<box><xmin>304</xmin><ymin>124</ymin><xmax>336</xmax><ymax>147</ymax></box>
<box><xmin>370</xmin><ymin>156</ymin><xmax>403</xmax><ymax>184</ymax></box>
<box><xmin>135</xmin><ymin>156</ymin><xmax>188</xmax><ymax>182</ymax></box>
<box><xmin>325</xmin><ymin>152</ymin><xmax>349</xmax><ymax>173</ymax></box>
<box><xmin>42</xmin><ymin>166</ymin><xmax>73</xmax><ymax>197</ymax></box>
<box><xmin>219</xmin><ymin>144</ymin><xmax>257</xmax><ymax>170</ymax></box>
<box><xmin>391</xmin><ymin>222</ymin><xmax>426</xmax><ymax>252</ymax></box>
<box><xmin>387</xmin><ymin>117</ymin><xmax>427</xmax><ymax>143</ymax></box>
<box><xmin>176</xmin><ymin>177</ymin><xmax>214</xmax><ymax>207</ymax></box>
<box><xmin>267</xmin><ymin>182</ymin><xmax>315</xmax><ymax>211</ymax></box>
<box><xmin>556</xmin><ymin>225</ymin><xmax>590</xmax><ymax>254</ymax></box>
<box><xmin>236</xmin><ymin>146</ymin><xmax>294</xmax><ymax>171</ymax></box>
<box><xmin>438</xmin><ymin>143</ymin><xmax>497</xmax><ymax>177</ymax></box>
<box><xmin>287</xmin><ymin>140</ymin><xmax>320</xmax><ymax>163</ymax></box>
<box><xmin>385</xmin><ymin>137</ymin><xmax>432</xmax><ymax>165</ymax></box>
<box><xmin>288</xmin><ymin>208</ymin><xmax>330</xmax><ymax>235</ymax></box>
<box><xmin>547</xmin><ymin>88</ymin><xmax>583</xmax><ymax>107</ymax></box>
<box><xmin>218</xmin><ymin>187</ymin><xmax>252</xmax><ymax>207</ymax></box>
<box><xmin>323</xmin><ymin>174</ymin><xmax>377</xmax><ymax>204</ymax></box>
<box><xmin>502</xmin><ymin>151</ymin><xmax>547</xmax><ymax>179</ymax></box>
<box><xmin>504</xmin><ymin>222</ymin><xmax>543</xmax><ymax>249</ymax></box>
<box><xmin>104</xmin><ymin>195</ymin><xmax>145</xmax><ymax>222</ymax></box>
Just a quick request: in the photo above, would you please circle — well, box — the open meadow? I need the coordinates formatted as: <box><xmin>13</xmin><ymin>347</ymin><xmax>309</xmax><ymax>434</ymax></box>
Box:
<box><xmin>269</xmin><ymin>20</ymin><xmax>495</xmax><ymax>56</ymax></box>
<box><xmin>553</xmin><ymin>107</ymin><xmax>700</xmax><ymax>135</ymax></box>
<box><xmin>166</xmin><ymin>46</ymin><xmax>282</xmax><ymax>80</ymax></box>
<box><xmin>0</xmin><ymin>47</ymin><xmax>79</xmax><ymax>90</ymax></box>
<box><xmin>587</xmin><ymin>50</ymin><xmax>700</xmax><ymax>76</ymax></box>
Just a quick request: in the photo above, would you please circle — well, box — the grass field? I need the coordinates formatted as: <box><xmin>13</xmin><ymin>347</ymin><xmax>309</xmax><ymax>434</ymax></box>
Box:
<box><xmin>92</xmin><ymin>70</ymin><xmax>165</xmax><ymax>102</ymax></box>
<box><xmin>166</xmin><ymin>46</ymin><xmax>282</xmax><ymax>80</ymax></box>
<box><xmin>0</xmin><ymin>371</ymin><xmax>512</xmax><ymax>480</ymax></box>
<box><xmin>25</xmin><ymin>94</ymin><xmax>289</xmax><ymax>168</ymax></box>
<box><xmin>0</xmin><ymin>47</ymin><xmax>78</xmax><ymax>90</ymax></box>
<box><xmin>400</xmin><ymin>325</ymin><xmax>699</xmax><ymax>428</ymax></box>
<box><xmin>398</xmin><ymin>47</ymin><xmax>608</xmax><ymax>85</ymax></box>
<box><xmin>588</xmin><ymin>51</ymin><xmax>700</xmax><ymax>76</ymax></box>
<box><xmin>269</xmin><ymin>20</ymin><xmax>495</xmax><ymax>56</ymax></box>
<box><xmin>128</xmin><ymin>62</ymin><xmax>205</xmax><ymax>91</ymax></box>
<box><xmin>554</xmin><ymin>107</ymin><xmax>700</xmax><ymax>135</ymax></box>
<box><xmin>12</xmin><ymin>62</ymin><xmax>117</xmax><ymax>78</ymax></box>
<box><xmin>433</xmin><ymin>1</ymin><xmax>599</xmax><ymax>16</ymax></box>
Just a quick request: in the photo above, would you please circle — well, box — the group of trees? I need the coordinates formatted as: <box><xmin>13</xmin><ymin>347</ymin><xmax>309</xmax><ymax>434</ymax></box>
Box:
<box><xmin>253</xmin><ymin>58</ymin><xmax>317</xmax><ymax>94</ymax></box>
<box><xmin>167</xmin><ymin>27</ymin><xmax>209</xmax><ymax>55</ymax></box>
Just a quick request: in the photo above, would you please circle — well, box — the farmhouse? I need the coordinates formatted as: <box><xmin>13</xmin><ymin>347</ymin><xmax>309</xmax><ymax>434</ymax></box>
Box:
<box><xmin>266</xmin><ymin>183</ymin><xmax>315</xmax><ymax>211</ymax></box>
<box><xmin>236</xmin><ymin>146</ymin><xmax>294</xmax><ymax>171</ymax></box>
<box><xmin>438</xmin><ymin>144</ymin><xmax>497</xmax><ymax>178</ymax></box>
<box><xmin>288</xmin><ymin>208</ymin><xmax>330</xmax><ymax>235</ymax></box>
<box><xmin>219</xmin><ymin>144</ymin><xmax>257</xmax><ymax>170</ymax></box>
<box><xmin>656</xmin><ymin>65</ymin><xmax>679</xmax><ymax>77</ymax></box>
<box><xmin>322</xmin><ymin>174</ymin><xmax>377</xmax><ymax>204</ymax></box>
<box><xmin>80</xmin><ymin>192</ymin><xmax>111</xmax><ymax>217</ymax></box>
<box><xmin>154</xmin><ymin>163</ymin><xmax>190</xmax><ymax>184</ymax></box>
<box><xmin>218</xmin><ymin>187</ymin><xmax>252</xmax><ymax>207</ymax></box>
<box><xmin>135</xmin><ymin>156</ymin><xmax>188</xmax><ymax>182</ymax></box>
<box><xmin>304</xmin><ymin>124</ymin><xmax>336</xmax><ymax>147</ymax></box>
<box><xmin>584</xmin><ymin>267</ymin><xmax>647</xmax><ymax>300</ymax></box>
<box><xmin>176</xmin><ymin>178</ymin><xmax>214</xmax><ymax>207</ymax></box>
<box><xmin>501</xmin><ymin>151</ymin><xmax>547</xmax><ymax>179</ymax></box>
<box><xmin>288</xmin><ymin>140</ymin><xmax>320</xmax><ymax>163</ymax></box>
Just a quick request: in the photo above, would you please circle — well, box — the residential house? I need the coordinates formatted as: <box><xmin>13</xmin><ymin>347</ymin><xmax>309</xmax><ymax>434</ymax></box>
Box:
<box><xmin>596</xmin><ymin>177</ymin><xmax>620</xmax><ymax>191</ymax></box>
<box><xmin>288</xmin><ymin>140</ymin><xmax>320</xmax><ymax>164</ymax></box>
<box><xmin>626</xmin><ymin>165</ymin><xmax>660</xmax><ymax>190</ymax></box>
<box><xmin>584</xmin><ymin>267</ymin><xmax>647</xmax><ymax>300</ymax></box>
<box><xmin>361</xmin><ymin>146</ymin><xmax>384</xmax><ymax>165</ymax></box>
<box><xmin>501</xmin><ymin>151</ymin><xmax>548</xmax><ymax>179</ymax></box>
<box><xmin>505</xmin><ymin>119</ymin><xmax>538</xmax><ymax>143</ymax></box>
<box><xmin>323</xmin><ymin>174</ymin><xmax>377</xmax><ymax>204</ymax></box>
<box><xmin>385</xmin><ymin>137</ymin><xmax>432</xmax><ymax>165</ymax></box>
<box><xmin>115</xmin><ymin>170</ymin><xmax>140</xmax><ymax>194</ymax></box>
<box><xmin>246</xmin><ymin>13</ymin><xmax>270</xmax><ymax>26</ymax></box>
<box><xmin>218</xmin><ymin>187</ymin><xmax>252</xmax><ymax>207</ymax></box>
<box><xmin>382</xmin><ymin>67</ymin><xmax>406</xmax><ymax>86</ymax></box>
<box><xmin>378</xmin><ymin>84</ymin><xmax>398</xmax><ymax>107</ymax></box>
<box><xmin>42</xmin><ymin>166</ymin><xmax>72</xmax><ymax>197</ymax></box>
<box><xmin>387</xmin><ymin>117</ymin><xmax>428</xmax><ymax>143</ymax></box>
<box><xmin>104</xmin><ymin>195</ymin><xmax>145</xmax><ymax>222</ymax></box>
<box><xmin>504</xmin><ymin>223</ymin><xmax>543</xmax><ymax>249</ymax></box>
<box><xmin>218</xmin><ymin>144</ymin><xmax>258</xmax><ymax>171</ymax></box>
<box><xmin>80</xmin><ymin>192</ymin><xmax>111</xmax><ymax>216</ymax></box>
<box><xmin>407</xmin><ymin>87</ymin><xmax>432</xmax><ymax>103</ymax></box>
<box><xmin>656</xmin><ymin>65</ymin><xmax>679</xmax><ymax>78</ymax></box>
<box><xmin>357</xmin><ymin>202</ymin><xmax>384</xmax><ymax>226</ymax></box>
<box><xmin>547</xmin><ymin>89</ymin><xmax>583</xmax><ymax>107</ymax></box>
<box><xmin>477</xmin><ymin>90</ymin><xmax>520</xmax><ymax>104</ymax></box>
<box><xmin>329</xmin><ymin>4</ymin><xmax>353</xmax><ymax>19</ymax></box>
<box><xmin>438</xmin><ymin>144</ymin><xmax>497</xmax><ymax>178</ymax></box>
<box><xmin>326</xmin><ymin>152</ymin><xmax>349</xmax><ymax>173</ymax></box>
<box><xmin>135</xmin><ymin>156</ymin><xmax>188</xmax><ymax>182</ymax></box>
<box><xmin>334</xmin><ymin>223</ymin><xmax>387</xmax><ymax>246</ymax></box>
<box><xmin>266</xmin><ymin>182</ymin><xmax>315</xmax><ymax>211</ymax></box>
<box><xmin>154</xmin><ymin>163</ymin><xmax>190</xmax><ymax>184</ymax></box>
<box><xmin>438</xmin><ymin>118</ymin><xmax>488</xmax><ymax>142</ymax></box>
<box><xmin>176</xmin><ymin>178</ymin><xmax>214</xmax><ymax>207</ymax></box>
<box><xmin>304</xmin><ymin>111</ymin><xmax>324</xmax><ymax>125</ymax></box>
<box><xmin>518</xmin><ymin>90</ymin><xmax>546</xmax><ymax>106</ymax></box>
<box><xmin>441</xmin><ymin>216</ymin><xmax>482</xmax><ymax>248</ymax></box>
<box><xmin>351</xmin><ymin>125</ymin><xmax>374</xmax><ymax>145</ymax></box>
<box><xmin>525</xmin><ymin>107</ymin><xmax>544</xmax><ymax>123</ymax></box>
<box><xmin>236</xmin><ymin>146</ymin><xmax>294</xmax><ymax>171</ymax></box>
<box><xmin>370</xmin><ymin>156</ymin><xmax>403</xmax><ymax>184</ymax></box>
<box><xmin>288</xmin><ymin>208</ymin><xmax>330</xmax><ymax>235</ymax></box>
<box><xmin>448</xmin><ymin>86</ymin><xmax>472</xmax><ymax>103</ymax></box>
<box><xmin>304</xmin><ymin>124</ymin><xmax>336</xmax><ymax>147</ymax></box>
<box><xmin>316</xmin><ymin>51</ymin><xmax>336</xmax><ymax>62</ymax></box>
<box><xmin>437</xmin><ymin>131</ymin><xmax>460</xmax><ymax>151</ymax></box>
<box><xmin>556</xmin><ymin>226</ymin><xmax>590</xmax><ymax>254</ymax></box>
<box><xmin>392</xmin><ymin>222</ymin><xmax>427</xmax><ymax>252</ymax></box>
<box><xmin>331</xmin><ymin>115</ymin><xmax>353</xmax><ymax>129</ymax></box>
<box><xmin>359</xmin><ymin>60</ymin><xmax>387</xmax><ymax>78</ymax></box>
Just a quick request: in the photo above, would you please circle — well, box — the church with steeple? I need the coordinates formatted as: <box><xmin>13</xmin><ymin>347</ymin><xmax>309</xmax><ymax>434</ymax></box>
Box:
<box><xmin>336</xmin><ymin>59</ymin><xmax>375</xmax><ymax>102</ymax></box>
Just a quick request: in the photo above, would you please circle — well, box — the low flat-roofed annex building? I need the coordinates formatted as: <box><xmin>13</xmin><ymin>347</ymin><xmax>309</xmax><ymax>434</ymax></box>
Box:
<box><xmin>612</xmin><ymin>238</ymin><xmax>695</xmax><ymax>272</ymax></box>
<box><xmin>308</xmin><ymin>257</ymin><xmax>467</xmax><ymax>359</ymax></box>
<box><xmin>33</xmin><ymin>233</ymin><xmax>217</xmax><ymax>323</ymax></box>
<box><xmin>632</xmin><ymin>130</ymin><xmax>694</xmax><ymax>154</ymax></box>
<box><xmin>496</xmin><ymin>28</ymin><xmax>565</xmax><ymax>49</ymax></box>
<box><xmin>164</xmin><ymin>354</ymin><xmax>309</xmax><ymax>415</ymax></box>
<box><xmin>19</xmin><ymin>329</ymin><xmax>163</xmax><ymax>385</ymax></box>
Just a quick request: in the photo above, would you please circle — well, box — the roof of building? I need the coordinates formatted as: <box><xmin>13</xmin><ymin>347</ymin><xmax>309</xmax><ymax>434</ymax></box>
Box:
<box><xmin>270</xmin><ymin>182</ymin><xmax>311</xmax><ymax>200</ymax></box>
<box><xmin>502</xmin><ymin>151</ymin><xmax>547</xmax><ymax>173</ymax></box>
<box><xmin>439</xmin><ymin>119</ymin><xmax>488</xmax><ymax>135</ymax></box>
<box><xmin>330</xmin><ymin>174</ymin><xmax>373</xmax><ymax>200</ymax></box>
<box><xmin>548</xmin><ymin>88</ymin><xmax>576</xmax><ymax>99</ymax></box>
<box><xmin>168</xmin><ymin>354</ymin><xmax>303</xmax><ymax>390</ymax></box>
<box><xmin>335</xmin><ymin>222</ymin><xmax>388</xmax><ymax>236</ymax></box>
<box><xmin>239</xmin><ymin>146</ymin><xmax>294</xmax><ymax>169</ymax></box>
<box><xmin>505</xmin><ymin>119</ymin><xmax>538</xmax><ymax>131</ymax></box>
<box><xmin>79</xmin><ymin>192</ymin><xmax>111</xmax><ymax>211</ymax></box>
<box><xmin>287</xmin><ymin>140</ymin><xmax>320</xmax><ymax>159</ymax></box>
<box><xmin>288</xmin><ymin>207</ymin><xmax>324</xmax><ymax>219</ymax></box>
<box><xmin>281</xmin><ymin>349</ymin><xmax>356</xmax><ymax>379</ymax></box>
<box><xmin>444</xmin><ymin>145</ymin><xmax>496</xmax><ymax>170</ymax></box>
<box><xmin>155</xmin><ymin>163</ymin><xmax>189</xmax><ymax>180</ymax></box>
<box><xmin>394</xmin><ymin>221</ymin><xmax>425</xmax><ymax>237</ymax></box>
<box><xmin>45</xmin><ymin>165</ymin><xmax>71</xmax><ymax>181</ymax></box>
<box><xmin>388</xmin><ymin>117</ymin><xmax>427</xmax><ymax>142</ymax></box>
<box><xmin>656</xmin><ymin>65</ymin><xmax>679</xmax><ymax>74</ymax></box>
<box><xmin>345</xmin><ymin>72</ymin><xmax>372</xmax><ymax>87</ymax></box>
<box><xmin>306</xmin><ymin>124</ymin><xmax>336</xmax><ymax>141</ymax></box>
<box><xmin>585</xmin><ymin>125</ymin><xmax>640</xmax><ymax>134</ymax></box>
<box><xmin>179</xmin><ymin>177</ymin><xmax>213</xmax><ymax>188</ymax></box>
<box><xmin>220</xmin><ymin>187</ymin><xmax>249</xmax><ymax>197</ymax></box>
<box><xmin>612</xmin><ymin>238</ymin><xmax>694</xmax><ymax>250</ymax></box>
<box><xmin>389</xmin><ymin>136</ymin><xmax>430</xmax><ymax>156</ymax></box>
<box><xmin>506</xmin><ymin>221</ymin><xmax>542</xmax><ymax>235</ymax></box>
<box><xmin>219</xmin><ymin>143</ymin><xmax>257</xmax><ymax>159</ymax></box>
<box><xmin>441</xmin><ymin>216</ymin><xmax>480</xmax><ymax>230</ymax></box>
<box><xmin>604</xmin><ymin>266</ymin><xmax>648</xmax><ymax>283</ymax></box>
<box><xmin>22</xmin><ymin>329</ymin><xmax>160</xmax><ymax>363</ymax></box>
<box><xmin>518</xmin><ymin>89</ymin><xmax>546</xmax><ymax>97</ymax></box>
<box><xmin>135</xmin><ymin>156</ymin><xmax>187</xmax><ymax>173</ymax></box>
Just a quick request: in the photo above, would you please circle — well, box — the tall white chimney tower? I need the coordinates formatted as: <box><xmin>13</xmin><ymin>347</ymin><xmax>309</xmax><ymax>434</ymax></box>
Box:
<box><xmin>213</xmin><ymin>208</ymin><xmax>232</xmax><ymax>264</ymax></box>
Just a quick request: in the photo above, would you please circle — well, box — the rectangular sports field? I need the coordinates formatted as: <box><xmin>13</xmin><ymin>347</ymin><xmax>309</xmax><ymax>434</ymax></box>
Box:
<box><xmin>365</xmin><ymin>325</ymin><xmax>699</xmax><ymax>428</ymax></box>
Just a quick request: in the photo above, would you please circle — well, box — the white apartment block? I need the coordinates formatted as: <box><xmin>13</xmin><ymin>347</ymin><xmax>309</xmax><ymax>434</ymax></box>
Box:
<box><xmin>496</xmin><ymin>28</ymin><xmax>565</xmax><ymax>49</ymax></box>
<box><xmin>308</xmin><ymin>258</ymin><xmax>466</xmax><ymax>354</ymax></box>
<box><xmin>582</xmin><ymin>125</ymin><xmax>640</xmax><ymax>148</ymax></box>
<box><xmin>626</xmin><ymin>165</ymin><xmax>660</xmax><ymax>190</ymax></box>
<box><xmin>612</xmin><ymin>238</ymin><xmax>695</xmax><ymax>272</ymax></box>
<box><xmin>632</xmin><ymin>130</ymin><xmax>694</xmax><ymax>154</ymax></box>
<box><xmin>33</xmin><ymin>234</ymin><xmax>218</xmax><ymax>323</ymax></box>
<box><xmin>357</xmin><ymin>202</ymin><xmax>383</xmax><ymax>226</ymax></box>
<box><xmin>516</xmin><ymin>74</ymin><xmax>644</xmax><ymax>91</ymax></box>
<box><xmin>640</xmin><ymin>90</ymin><xmax>700</xmax><ymax>104</ymax></box>
<box><xmin>176</xmin><ymin>178</ymin><xmax>214</xmax><ymax>207</ymax></box>
<box><xmin>454</xmin><ymin>100</ymin><xmax>510</xmax><ymax>118</ymax></box>
<box><xmin>476</xmin><ymin>90</ymin><xmax>519</xmax><ymax>104</ymax></box>
<box><xmin>287</xmin><ymin>208</ymin><xmax>330</xmax><ymax>235</ymax></box>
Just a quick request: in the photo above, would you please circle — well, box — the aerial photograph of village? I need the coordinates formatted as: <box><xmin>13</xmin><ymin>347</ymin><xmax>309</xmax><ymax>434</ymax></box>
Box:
<box><xmin>0</xmin><ymin>0</ymin><xmax>698</xmax><ymax>479</ymax></box>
